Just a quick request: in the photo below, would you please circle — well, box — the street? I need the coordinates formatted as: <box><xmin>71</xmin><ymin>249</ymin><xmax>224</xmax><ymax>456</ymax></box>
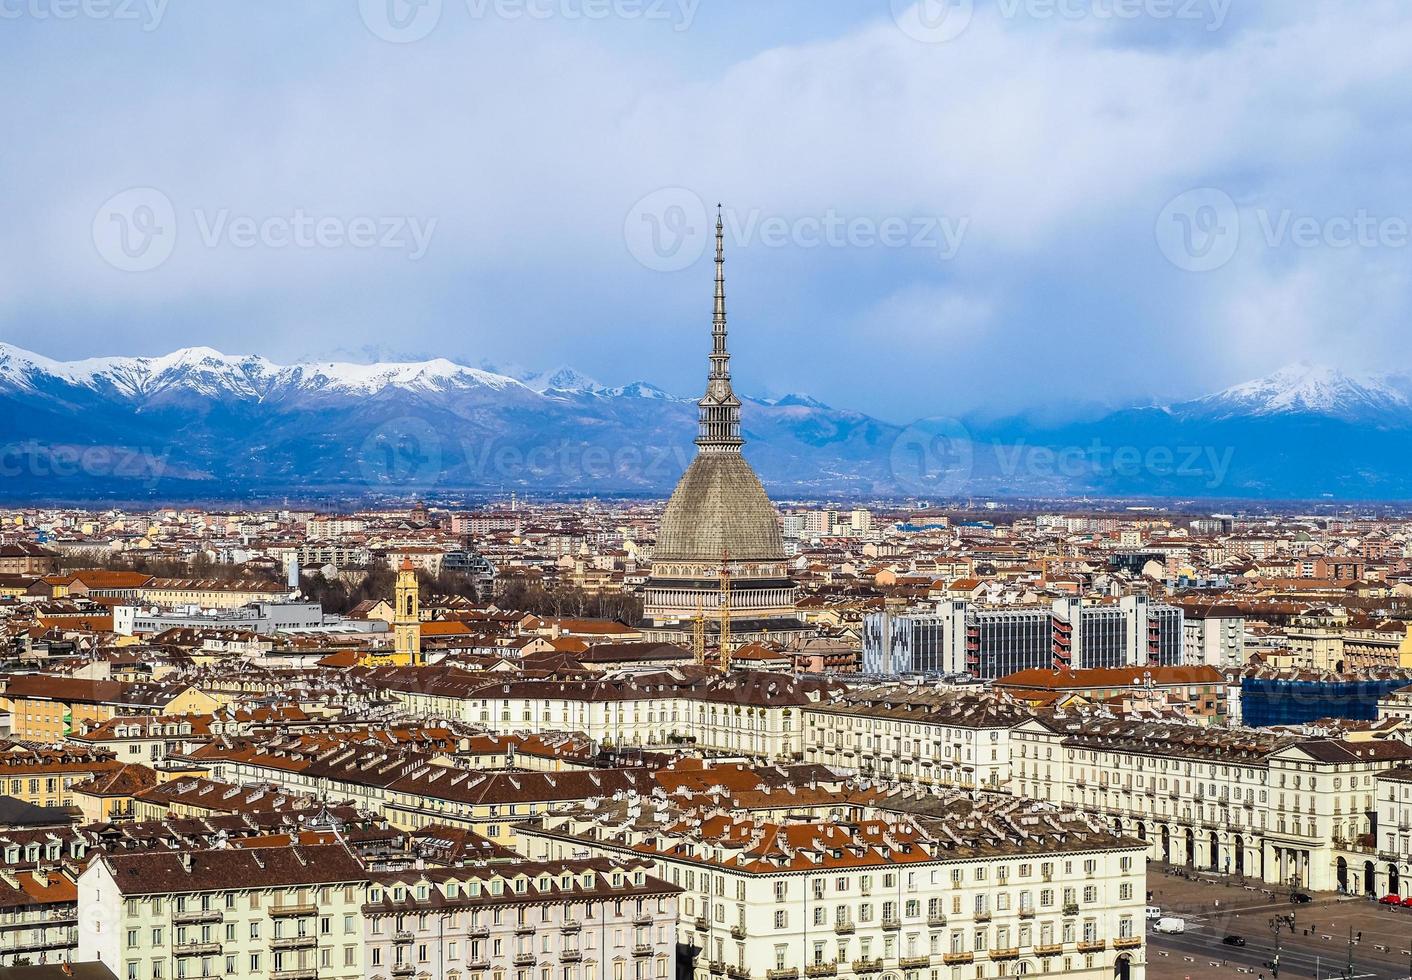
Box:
<box><xmin>1144</xmin><ymin>865</ymin><xmax>1412</xmax><ymax>980</ymax></box>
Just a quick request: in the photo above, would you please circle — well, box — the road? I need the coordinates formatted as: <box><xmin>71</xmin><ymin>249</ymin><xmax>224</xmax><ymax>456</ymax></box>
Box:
<box><xmin>1149</xmin><ymin>906</ymin><xmax>1412</xmax><ymax>980</ymax></box>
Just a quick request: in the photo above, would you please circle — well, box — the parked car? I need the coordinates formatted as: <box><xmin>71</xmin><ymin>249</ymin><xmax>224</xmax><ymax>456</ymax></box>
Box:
<box><xmin>1155</xmin><ymin>917</ymin><xmax>1186</xmax><ymax>935</ymax></box>
<box><xmin>1222</xmin><ymin>935</ymin><xmax>1247</xmax><ymax>947</ymax></box>
<box><xmin>1400</xmin><ymin>896</ymin><xmax>1412</xmax><ymax>908</ymax></box>
<box><xmin>1378</xmin><ymin>894</ymin><xmax>1402</xmax><ymax>905</ymax></box>
<box><xmin>1291</xmin><ymin>892</ymin><xmax>1313</xmax><ymax>904</ymax></box>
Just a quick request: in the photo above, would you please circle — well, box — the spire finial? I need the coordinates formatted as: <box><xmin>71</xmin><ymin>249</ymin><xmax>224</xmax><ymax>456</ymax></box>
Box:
<box><xmin>714</xmin><ymin>205</ymin><xmax>726</xmax><ymax>332</ymax></box>
<box><xmin>696</xmin><ymin>200</ymin><xmax>743</xmax><ymax>454</ymax></box>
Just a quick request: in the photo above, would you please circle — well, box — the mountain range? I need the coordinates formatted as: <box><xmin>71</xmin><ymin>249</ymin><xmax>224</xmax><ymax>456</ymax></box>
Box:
<box><xmin>1</xmin><ymin>344</ymin><xmax>1410</xmax><ymax>502</ymax></box>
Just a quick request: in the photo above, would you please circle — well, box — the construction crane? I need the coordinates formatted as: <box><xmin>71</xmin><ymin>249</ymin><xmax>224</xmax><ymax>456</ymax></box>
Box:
<box><xmin>719</xmin><ymin>549</ymin><xmax>733</xmax><ymax>673</ymax></box>
<box><xmin>692</xmin><ymin>599</ymin><xmax>706</xmax><ymax>666</ymax></box>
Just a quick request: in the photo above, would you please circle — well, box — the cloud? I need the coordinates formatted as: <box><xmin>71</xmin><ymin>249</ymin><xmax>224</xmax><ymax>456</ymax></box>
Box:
<box><xmin>2</xmin><ymin>1</ymin><xmax>1411</xmax><ymax>418</ymax></box>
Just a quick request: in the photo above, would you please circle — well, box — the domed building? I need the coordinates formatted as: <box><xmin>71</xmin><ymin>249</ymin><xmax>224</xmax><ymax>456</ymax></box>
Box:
<box><xmin>642</xmin><ymin>209</ymin><xmax>806</xmax><ymax>650</ymax></box>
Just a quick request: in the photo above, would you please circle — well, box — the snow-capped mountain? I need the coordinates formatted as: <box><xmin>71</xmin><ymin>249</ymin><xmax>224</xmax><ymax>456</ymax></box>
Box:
<box><xmin>0</xmin><ymin>341</ymin><xmax>889</xmax><ymax>500</ymax></box>
<box><xmin>0</xmin><ymin>342</ymin><xmax>528</xmax><ymax>402</ymax></box>
<box><xmin>9</xmin><ymin>342</ymin><xmax>1412</xmax><ymax>501</ymax></box>
<box><xmin>1177</xmin><ymin>362</ymin><xmax>1412</xmax><ymax>424</ymax></box>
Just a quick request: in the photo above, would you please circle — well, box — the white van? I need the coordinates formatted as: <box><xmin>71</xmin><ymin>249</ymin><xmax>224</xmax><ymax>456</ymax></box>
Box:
<box><xmin>1154</xmin><ymin>917</ymin><xmax>1186</xmax><ymax>935</ymax></box>
<box><xmin>1146</xmin><ymin>906</ymin><xmax>1162</xmax><ymax>921</ymax></box>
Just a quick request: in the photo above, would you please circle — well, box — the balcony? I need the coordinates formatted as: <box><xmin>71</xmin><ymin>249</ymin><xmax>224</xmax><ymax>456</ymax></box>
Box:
<box><xmin>634</xmin><ymin>944</ymin><xmax>653</xmax><ymax>957</ymax></box>
<box><xmin>1035</xmin><ymin>944</ymin><xmax>1064</xmax><ymax>956</ymax></box>
<box><xmin>882</xmin><ymin>917</ymin><xmax>901</xmax><ymax>931</ymax></box>
<box><xmin>709</xmin><ymin>961</ymin><xmax>727</xmax><ymax>976</ymax></box>
<box><xmin>928</xmin><ymin>914</ymin><xmax>948</xmax><ymax>927</ymax></box>
<box><xmin>1077</xmin><ymin>940</ymin><xmax>1107</xmax><ymax>953</ymax></box>
<box><xmin>974</xmin><ymin>911</ymin><xmax>992</xmax><ymax>923</ymax></box>
<box><xmin>727</xmin><ymin>967</ymin><xmax>753</xmax><ymax>980</ymax></box>
<box><xmin>1018</xmin><ymin>907</ymin><xmax>1036</xmax><ymax>919</ymax></box>
<box><xmin>731</xmin><ymin>925</ymin><xmax>747</xmax><ymax>940</ymax></box>
<box><xmin>694</xmin><ymin>917</ymin><xmax>710</xmax><ymax>932</ymax></box>
<box><xmin>990</xmin><ymin>949</ymin><xmax>1020</xmax><ymax>961</ymax></box>
<box><xmin>1114</xmin><ymin>937</ymin><xmax>1143</xmax><ymax>950</ymax></box>
<box><xmin>804</xmin><ymin>963</ymin><xmax>838</xmax><ymax>978</ymax></box>
<box><xmin>852</xmin><ymin>959</ymin><xmax>883</xmax><ymax>974</ymax></box>
<box><xmin>174</xmin><ymin>941</ymin><xmax>222</xmax><ymax>956</ymax></box>
<box><xmin>561</xmin><ymin>949</ymin><xmax>583</xmax><ymax>962</ymax></box>
<box><xmin>468</xmin><ymin>924</ymin><xmax>490</xmax><ymax>939</ymax></box>
<box><xmin>766</xmin><ymin>971</ymin><xmax>799</xmax><ymax>980</ymax></box>
<box><xmin>833</xmin><ymin>921</ymin><xmax>855</xmax><ymax>935</ymax></box>
<box><xmin>900</xmin><ymin>955</ymin><xmax>932</xmax><ymax>968</ymax></box>
<box><xmin>271</xmin><ymin>935</ymin><xmax>317</xmax><ymax>950</ymax></box>
<box><xmin>560</xmin><ymin>920</ymin><xmax>581</xmax><ymax>934</ymax></box>
<box><xmin>172</xmin><ymin>909</ymin><xmax>222</xmax><ymax>925</ymax></box>
<box><xmin>513</xmin><ymin>952</ymin><xmax>536</xmax><ymax>967</ymax></box>
<box><xmin>393</xmin><ymin>930</ymin><xmax>415</xmax><ymax>943</ymax></box>
<box><xmin>467</xmin><ymin>959</ymin><xmax>491</xmax><ymax>970</ymax></box>
<box><xmin>269</xmin><ymin>903</ymin><xmax>317</xmax><ymax>918</ymax></box>
<box><xmin>1062</xmin><ymin>903</ymin><xmax>1080</xmax><ymax>916</ymax></box>
<box><xmin>943</xmin><ymin>952</ymin><xmax>974</xmax><ymax>965</ymax></box>
<box><xmin>634</xmin><ymin>914</ymin><xmax>654</xmax><ymax>927</ymax></box>
<box><xmin>272</xmin><ymin>970</ymin><xmax>319</xmax><ymax>980</ymax></box>
<box><xmin>391</xmin><ymin>966</ymin><xmax>415</xmax><ymax>979</ymax></box>
<box><xmin>514</xmin><ymin>923</ymin><xmax>535</xmax><ymax>936</ymax></box>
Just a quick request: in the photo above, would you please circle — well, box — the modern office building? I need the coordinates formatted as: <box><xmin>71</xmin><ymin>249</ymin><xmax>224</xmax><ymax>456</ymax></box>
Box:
<box><xmin>863</xmin><ymin>597</ymin><xmax>1183</xmax><ymax>679</ymax></box>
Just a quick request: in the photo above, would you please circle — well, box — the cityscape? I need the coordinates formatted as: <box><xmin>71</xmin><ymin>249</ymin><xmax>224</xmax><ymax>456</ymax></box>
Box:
<box><xmin>7</xmin><ymin>3</ymin><xmax>1412</xmax><ymax>980</ymax></box>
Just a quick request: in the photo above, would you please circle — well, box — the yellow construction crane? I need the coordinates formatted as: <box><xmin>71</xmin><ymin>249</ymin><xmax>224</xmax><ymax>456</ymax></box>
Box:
<box><xmin>719</xmin><ymin>549</ymin><xmax>733</xmax><ymax>673</ymax></box>
<box><xmin>692</xmin><ymin>599</ymin><xmax>706</xmax><ymax>666</ymax></box>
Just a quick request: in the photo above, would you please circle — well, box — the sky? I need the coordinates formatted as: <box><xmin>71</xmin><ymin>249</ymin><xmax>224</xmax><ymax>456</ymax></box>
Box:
<box><xmin>4</xmin><ymin>0</ymin><xmax>1412</xmax><ymax>423</ymax></box>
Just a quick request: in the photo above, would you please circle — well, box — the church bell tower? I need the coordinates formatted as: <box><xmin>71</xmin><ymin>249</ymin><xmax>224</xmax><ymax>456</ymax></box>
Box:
<box><xmin>393</xmin><ymin>558</ymin><xmax>422</xmax><ymax>664</ymax></box>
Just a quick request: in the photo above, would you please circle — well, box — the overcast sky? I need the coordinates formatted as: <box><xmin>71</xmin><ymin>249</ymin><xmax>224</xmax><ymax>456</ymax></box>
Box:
<box><xmin>4</xmin><ymin>0</ymin><xmax>1412</xmax><ymax>422</ymax></box>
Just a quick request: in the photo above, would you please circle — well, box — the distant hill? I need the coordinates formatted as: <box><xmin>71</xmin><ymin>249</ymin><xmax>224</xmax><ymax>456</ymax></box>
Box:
<box><xmin>3</xmin><ymin>344</ymin><xmax>1411</xmax><ymax>501</ymax></box>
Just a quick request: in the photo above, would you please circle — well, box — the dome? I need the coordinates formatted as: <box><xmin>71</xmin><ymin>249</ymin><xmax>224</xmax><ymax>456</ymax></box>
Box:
<box><xmin>654</xmin><ymin>452</ymin><xmax>785</xmax><ymax>562</ymax></box>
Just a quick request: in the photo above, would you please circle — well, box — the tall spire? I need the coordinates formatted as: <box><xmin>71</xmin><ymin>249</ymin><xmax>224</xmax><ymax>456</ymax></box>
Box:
<box><xmin>712</xmin><ymin>204</ymin><xmax>728</xmax><ymax>379</ymax></box>
<box><xmin>697</xmin><ymin>204</ymin><xmax>743</xmax><ymax>454</ymax></box>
